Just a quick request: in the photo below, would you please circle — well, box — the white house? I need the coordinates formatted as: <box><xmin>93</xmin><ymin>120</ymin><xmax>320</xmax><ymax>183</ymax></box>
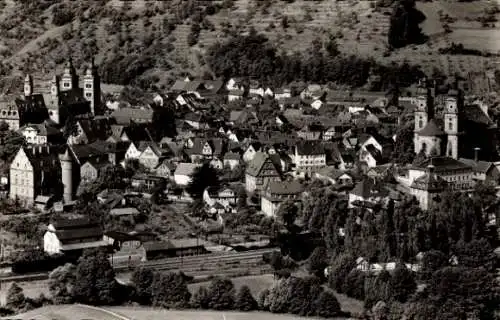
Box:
<box><xmin>243</xmin><ymin>143</ymin><xmax>261</xmax><ymax>162</ymax></box>
<box><xmin>125</xmin><ymin>141</ymin><xmax>141</xmax><ymax>160</ymax></box>
<box><xmin>173</xmin><ymin>163</ymin><xmax>201</xmax><ymax>186</ymax></box>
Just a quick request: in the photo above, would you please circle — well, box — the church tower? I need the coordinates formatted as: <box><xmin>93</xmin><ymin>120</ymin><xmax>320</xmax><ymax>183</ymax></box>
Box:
<box><xmin>61</xmin><ymin>58</ymin><xmax>79</xmax><ymax>91</ymax></box>
<box><xmin>59</xmin><ymin>148</ymin><xmax>73</xmax><ymax>203</ymax></box>
<box><xmin>24</xmin><ymin>74</ymin><xmax>33</xmax><ymax>97</ymax></box>
<box><xmin>83</xmin><ymin>59</ymin><xmax>101</xmax><ymax>115</ymax></box>
<box><xmin>414</xmin><ymin>80</ymin><xmax>431</xmax><ymax>148</ymax></box>
<box><xmin>444</xmin><ymin>92</ymin><xmax>459</xmax><ymax>159</ymax></box>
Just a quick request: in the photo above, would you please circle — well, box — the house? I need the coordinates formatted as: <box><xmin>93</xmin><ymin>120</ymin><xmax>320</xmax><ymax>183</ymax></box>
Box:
<box><xmin>409</xmin><ymin>164</ymin><xmax>448</xmax><ymax>210</ymax></box>
<box><xmin>293</xmin><ymin>141</ymin><xmax>326</xmax><ymax>175</ymax></box>
<box><xmin>261</xmin><ymin>180</ymin><xmax>303</xmax><ymax>217</ymax></box>
<box><xmin>245</xmin><ymin>152</ymin><xmax>282</xmax><ymax>194</ymax></box>
<box><xmin>403</xmin><ymin>157</ymin><xmax>474</xmax><ymax>191</ymax></box>
<box><xmin>155</xmin><ymin>159</ymin><xmax>175</xmax><ymax>179</ymax></box>
<box><xmin>297</xmin><ymin>123</ymin><xmax>323</xmax><ymax>140</ymax></box>
<box><xmin>111</xmin><ymin>107</ymin><xmax>154</xmax><ymax>125</ymax></box>
<box><xmin>137</xmin><ymin>143</ymin><xmax>168</xmax><ymax>170</ymax></box>
<box><xmin>311</xmin><ymin>99</ymin><xmax>323</xmax><ymax>110</ymax></box>
<box><xmin>223</xmin><ymin>152</ymin><xmax>241</xmax><ymax>170</ymax></box>
<box><xmin>67</xmin><ymin>118</ymin><xmax>111</xmax><ymax>145</ymax></box>
<box><xmin>209</xmin><ymin>157</ymin><xmax>224</xmax><ymax>170</ymax></box>
<box><xmin>130</xmin><ymin>174</ymin><xmax>166</xmax><ymax>192</ymax></box>
<box><xmin>226</xmin><ymin>78</ymin><xmax>246</xmax><ymax>91</ymax></box>
<box><xmin>243</xmin><ymin>142</ymin><xmax>262</xmax><ymax>163</ymax></box>
<box><xmin>366</xmin><ymin>164</ymin><xmax>393</xmax><ymax>180</ymax></box>
<box><xmin>229</xmin><ymin>110</ymin><xmax>259</xmax><ymax>126</ymax></box>
<box><xmin>184</xmin><ymin>112</ymin><xmax>207</xmax><ymax>129</ymax></box>
<box><xmin>19</xmin><ymin>122</ymin><xmax>60</xmax><ymax>145</ymax></box>
<box><xmin>174</xmin><ymin>163</ymin><xmax>201</xmax><ymax>186</ymax></box>
<box><xmin>187</xmin><ymin>138</ymin><xmax>226</xmax><ymax>162</ymax></box>
<box><xmin>314</xmin><ymin>166</ymin><xmax>353</xmax><ymax>187</ymax></box>
<box><xmin>274</xmin><ymin>88</ymin><xmax>292</xmax><ymax>100</ymax></box>
<box><xmin>359</xmin><ymin>144</ymin><xmax>384</xmax><ymax>168</ymax></box>
<box><xmin>80</xmin><ymin>158</ymin><xmax>110</xmax><ymax>184</ymax></box>
<box><xmin>459</xmin><ymin>158</ymin><xmax>500</xmax><ymax>183</ymax></box>
<box><xmin>43</xmin><ymin>218</ymin><xmax>109</xmax><ymax>255</ymax></box>
<box><xmin>203</xmin><ymin>185</ymin><xmax>238</xmax><ymax>208</ymax></box>
<box><xmin>9</xmin><ymin>146</ymin><xmax>60</xmax><ymax>206</ymax></box>
<box><xmin>141</xmin><ymin>239</ymin><xmax>207</xmax><ymax>261</ymax></box>
<box><xmin>228</xmin><ymin>89</ymin><xmax>245</xmax><ymax>102</ymax></box>
<box><xmin>0</xmin><ymin>101</ymin><xmax>22</xmax><ymax>130</ymax></box>
<box><xmin>348</xmin><ymin>179</ymin><xmax>390</xmax><ymax>208</ymax></box>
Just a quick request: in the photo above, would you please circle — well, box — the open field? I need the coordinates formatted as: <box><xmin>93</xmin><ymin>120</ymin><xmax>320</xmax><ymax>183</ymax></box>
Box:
<box><xmin>8</xmin><ymin>304</ymin><xmax>349</xmax><ymax>320</ymax></box>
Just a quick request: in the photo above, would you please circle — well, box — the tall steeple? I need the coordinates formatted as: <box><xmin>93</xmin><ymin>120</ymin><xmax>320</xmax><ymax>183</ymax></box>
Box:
<box><xmin>24</xmin><ymin>74</ymin><xmax>33</xmax><ymax>97</ymax></box>
<box><xmin>83</xmin><ymin>58</ymin><xmax>101</xmax><ymax>115</ymax></box>
<box><xmin>59</xmin><ymin>148</ymin><xmax>73</xmax><ymax>203</ymax></box>
<box><xmin>61</xmin><ymin>58</ymin><xmax>79</xmax><ymax>91</ymax></box>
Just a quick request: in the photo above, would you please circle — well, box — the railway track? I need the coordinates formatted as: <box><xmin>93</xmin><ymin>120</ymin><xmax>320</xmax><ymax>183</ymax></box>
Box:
<box><xmin>0</xmin><ymin>248</ymin><xmax>278</xmax><ymax>282</ymax></box>
<box><xmin>114</xmin><ymin>248</ymin><xmax>277</xmax><ymax>272</ymax></box>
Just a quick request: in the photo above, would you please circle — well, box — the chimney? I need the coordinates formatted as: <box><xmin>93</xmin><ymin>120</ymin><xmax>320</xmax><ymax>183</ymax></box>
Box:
<box><xmin>474</xmin><ymin>147</ymin><xmax>480</xmax><ymax>162</ymax></box>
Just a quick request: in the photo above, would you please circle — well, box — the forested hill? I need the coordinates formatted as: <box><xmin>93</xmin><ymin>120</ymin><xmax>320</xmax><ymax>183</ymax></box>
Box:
<box><xmin>0</xmin><ymin>0</ymin><xmax>498</xmax><ymax>93</ymax></box>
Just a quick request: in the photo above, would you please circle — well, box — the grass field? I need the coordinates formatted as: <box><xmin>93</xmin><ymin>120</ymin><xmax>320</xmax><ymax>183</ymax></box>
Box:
<box><xmin>8</xmin><ymin>304</ymin><xmax>350</xmax><ymax>320</ymax></box>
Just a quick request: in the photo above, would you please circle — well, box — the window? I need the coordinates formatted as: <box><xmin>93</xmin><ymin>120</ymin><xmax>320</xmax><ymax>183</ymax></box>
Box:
<box><xmin>63</xmin><ymin>82</ymin><xmax>70</xmax><ymax>88</ymax></box>
<box><xmin>448</xmin><ymin>121</ymin><xmax>453</xmax><ymax>131</ymax></box>
<box><xmin>85</xmin><ymin>93</ymin><xmax>92</xmax><ymax>98</ymax></box>
<box><xmin>85</xmin><ymin>84</ymin><xmax>92</xmax><ymax>89</ymax></box>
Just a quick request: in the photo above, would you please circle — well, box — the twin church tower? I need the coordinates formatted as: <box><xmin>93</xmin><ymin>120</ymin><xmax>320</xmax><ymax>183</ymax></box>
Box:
<box><xmin>23</xmin><ymin>58</ymin><xmax>101</xmax><ymax>124</ymax></box>
<box><xmin>413</xmin><ymin>81</ymin><xmax>461</xmax><ymax>160</ymax></box>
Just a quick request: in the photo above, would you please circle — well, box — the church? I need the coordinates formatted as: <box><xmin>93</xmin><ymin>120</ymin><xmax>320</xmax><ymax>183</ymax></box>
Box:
<box><xmin>413</xmin><ymin>81</ymin><xmax>497</xmax><ymax>161</ymax></box>
<box><xmin>0</xmin><ymin>58</ymin><xmax>101</xmax><ymax>130</ymax></box>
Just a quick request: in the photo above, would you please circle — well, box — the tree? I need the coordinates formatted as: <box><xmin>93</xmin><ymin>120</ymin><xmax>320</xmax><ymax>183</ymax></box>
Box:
<box><xmin>420</xmin><ymin>250</ymin><xmax>448</xmax><ymax>280</ymax></box>
<box><xmin>276</xmin><ymin>200</ymin><xmax>298</xmax><ymax>230</ymax></box>
<box><xmin>0</xmin><ymin>122</ymin><xmax>25</xmax><ymax>162</ymax></box>
<box><xmin>388</xmin><ymin>0</ymin><xmax>427</xmax><ymax>48</ymax></box>
<box><xmin>151</xmin><ymin>272</ymin><xmax>191</xmax><ymax>308</ymax></box>
<box><xmin>389</xmin><ymin>263</ymin><xmax>416</xmax><ymax>303</ymax></box>
<box><xmin>428</xmin><ymin>266</ymin><xmax>498</xmax><ymax>319</ymax></box>
<box><xmin>72</xmin><ymin>249</ymin><xmax>118</xmax><ymax>305</ymax></box>
<box><xmin>258</xmin><ymin>289</ymin><xmax>270</xmax><ymax>310</ymax></box>
<box><xmin>6</xmin><ymin>283</ymin><xmax>25</xmax><ymax>310</ymax></box>
<box><xmin>307</xmin><ymin>246</ymin><xmax>328</xmax><ymax>278</ymax></box>
<box><xmin>328</xmin><ymin>253</ymin><xmax>356</xmax><ymax>293</ymax></box>
<box><xmin>313</xmin><ymin>290</ymin><xmax>341</xmax><ymax>318</ymax></box>
<box><xmin>131</xmin><ymin>267</ymin><xmax>155</xmax><ymax>305</ymax></box>
<box><xmin>207</xmin><ymin>277</ymin><xmax>236</xmax><ymax>310</ymax></box>
<box><xmin>48</xmin><ymin>263</ymin><xmax>76</xmax><ymax>304</ymax></box>
<box><xmin>187</xmin><ymin>163</ymin><xmax>220</xmax><ymax>199</ymax></box>
<box><xmin>341</xmin><ymin>270</ymin><xmax>366</xmax><ymax>300</ymax></box>
<box><xmin>190</xmin><ymin>285</ymin><xmax>210</xmax><ymax>309</ymax></box>
<box><xmin>453</xmin><ymin>238</ymin><xmax>497</xmax><ymax>272</ymax></box>
<box><xmin>235</xmin><ymin>285</ymin><xmax>258</xmax><ymax>311</ymax></box>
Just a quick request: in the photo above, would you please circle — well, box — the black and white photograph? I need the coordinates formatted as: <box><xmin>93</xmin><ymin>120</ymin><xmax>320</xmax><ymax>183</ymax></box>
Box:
<box><xmin>0</xmin><ymin>0</ymin><xmax>498</xmax><ymax>319</ymax></box>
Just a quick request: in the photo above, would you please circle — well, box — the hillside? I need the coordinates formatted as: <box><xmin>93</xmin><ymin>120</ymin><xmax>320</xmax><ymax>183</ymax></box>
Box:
<box><xmin>0</xmin><ymin>0</ymin><xmax>498</xmax><ymax>93</ymax></box>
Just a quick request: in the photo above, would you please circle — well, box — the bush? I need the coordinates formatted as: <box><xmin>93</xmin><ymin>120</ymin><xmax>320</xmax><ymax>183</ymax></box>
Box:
<box><xmin>342</xmin><ymin>269</ymin><xmax>366</xmax><ymax>300</ymax></box>
<box><xmin>52</xmin><ymin>4</ymin><xmax>75</xmax><ymax>26</ymax></box>
<box><xmin>131</xmin><ymin>268</ymin><xmax>155</xmax><ymax>305</ymax></box>
<box><xmin>6</xmin><ymin>283</ymin><xmax>25</xmax><ymax>311</ymax></box>
<box><xmin>12</xmin><ymin>250</ymin><xmax>73</xmax><ymax>274</ymax></box>
<box><xmin>207</xmin><ymin>277</ymin><xmax>235</xmax><ymax>310</ymax></box>
<box><xmin>258</xmin><ymin>288</ymin><xmax>270</xmax><ymax>310</ymax></box>
<box><xmin>235</xmin><ymin>285</ymin><xmax>258</xmax><ymax>311</ymax></box>
<box><xmin>390</xmin><ymin>263</ymin><xmax>416</xmax><ymax>303</ymax></box>
<box><xmin>313</xmin><ymin>290</ymin><xmax>341</xmax><ymax>318</ymax></box>
<box><xmin>328</xmin><ymin>253</ymin><xmax>356</xmax><ymax>293</ymax></box>
<box><xmin>190</xmin><ymin>285</ymin><xmax>210</xmax><ymax>309</ymax></box>
<box><xmin>151</xmin><ymin>272</ymin><xmax>191</xmax><ymax>308</ymax></box>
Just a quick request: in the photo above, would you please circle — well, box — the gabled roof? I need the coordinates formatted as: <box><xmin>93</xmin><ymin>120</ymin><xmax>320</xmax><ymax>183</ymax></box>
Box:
<box><xmin>224</xmin><ymin>152</ymin><xmax>241</xmax><ymax>160</ymax></box>
<box><xmin>412</xmin><ymin>156</ymin><xmax>472</xmax><ymax>172</ymax></box>
<box><xmin>296</xmin><ymin>141</ymin><xmax>324</xmax><ymax>156</ymax></box>
<box><xmin>458</xmin><ymin>158</ymin><xmax>495</xmax><ymax>173</ymax></box>
<box><xmin>174</xmin><ymin>162</ymin><xmax>201</xmax><ymax>176</ymax></box>
<box><xmin>316</xmin><ymin>166</ymin><xmax>352</xmax><ymax>180</ymax></box>
<box><xmin>350</xmin><ymin>179</ymin><xmax>389</xmax><ymax>198</ymax></box>
<box><xmin>111</xmin><ymin>107</ymin><xmax>154</xmax><ymax>124</ymax></box>
<box><xmin>411</xmin><ymin>171</ymin><xmax>448</xmax><ymax>192</ymax></box>
<box><xmin>266</xmin><ymin>180</ymin><xmax>303</xmax><ymax>195</ymax></box>
<box><xmin>417</xmin><ymin>119</ymin><xmax>445</xmax><ymax>136</ymax></box>
<box><xmin>246</xmin><ymin>152</ymin><xmax>281</xmax><ymax>177</ymax></box>
<box><xmin>364</xmin><ymin>144</ymin><xmax>384</xmax><ymax>162</ymax></box>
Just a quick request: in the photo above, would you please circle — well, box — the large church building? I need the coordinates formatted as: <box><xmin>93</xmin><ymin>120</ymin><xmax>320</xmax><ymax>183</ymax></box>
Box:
<box><xmin>413</xmin><ymin>81</ymin><xmax>497</xmax><ymax>161</ymax></box>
